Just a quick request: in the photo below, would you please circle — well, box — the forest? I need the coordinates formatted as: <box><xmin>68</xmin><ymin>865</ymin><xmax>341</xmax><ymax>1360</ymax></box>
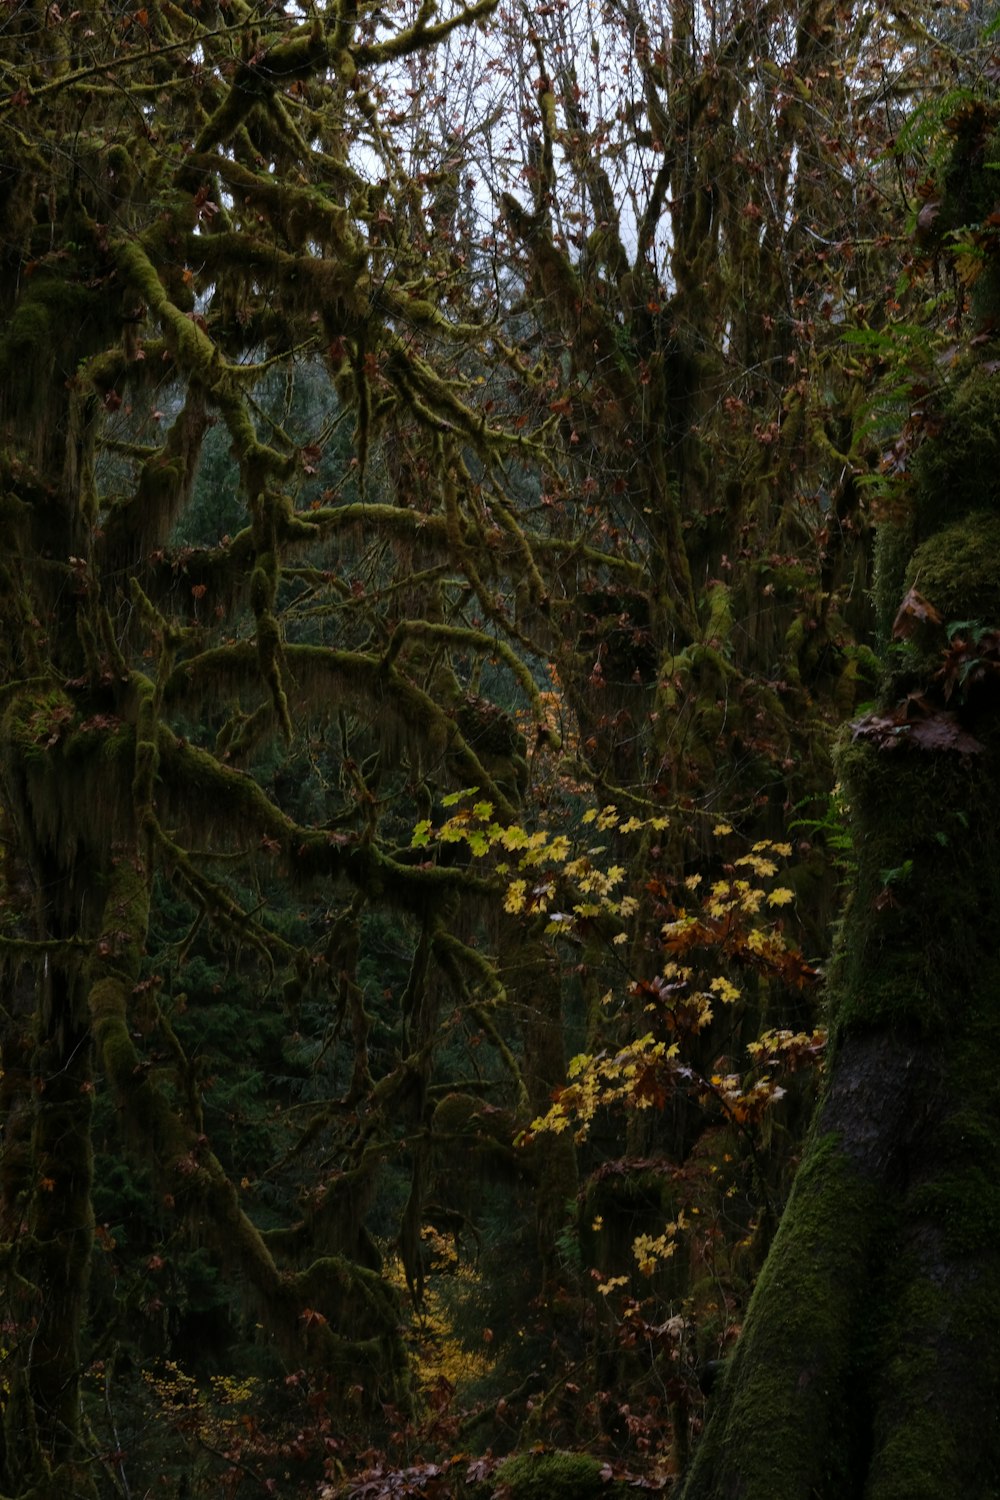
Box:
<box><xmin>1</xmin><ymin>0</ymin><xmax>1000</xmax><ymax>1495</ymax></box>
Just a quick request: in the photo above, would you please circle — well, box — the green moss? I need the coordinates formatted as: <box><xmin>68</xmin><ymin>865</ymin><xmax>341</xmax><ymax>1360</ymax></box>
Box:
<box><xmin>4</xmin><ymin>688</ymin><xmax>74</xmax><ymax>761</ymax></box>
<box><xmin>873</xmin><ymin>517</ymin><xmax>917</xmax><ymax>646</ymax></box>
<box><xmin>833</xmin><ymin>655</ymin><xmax>862</xmax><ymax>717</ymax></box>
<box><xmin>783</xmin><ymin>612</ymin><xmax>806</xmax><ymax>684</ymax></box>
<box><xmin>904</xmin><ymin>510</ymin><xmax>1000</xmax><ymax>629</ymax></box>
<box><xmin>913</xmin><ymin>371</ymin><xmax>1000</xmax><ymax>534</ymax></box>
<box><xmin>703</xmin><ymin>580</ymin><xmax>732</xmax><ymax>646</ymax></box>
<box><xmin>829</xmin><ymin>737</ymin><xmax>998</xmax><ymax>1034</ymax></box>
<box><xmin>866</xmin><ymin>1402</ymin><xmax>956</xmax><ymax>1500</ymax></box>
<box><xmin>827</xmin><ymin>744</ymin><xmax>971</xmax><ymax>1038</ymax></box>
<box><xmin>495</xmin><ymin>1451</ymin><xmax>617</xmax><ymax>1500</ymax></box>
<box><xmin>909</xmin><ymin>1170</ymin><xmax>1000</xmax><ymax>1252</ymax></box>
<box><xmin>430</xmin><ymin>1091</ymin><xmax>488</xmax><ymax>1135</ymax></box>
<box><xmin>681</xmin><ymin>1136</ymin><xmax>881</xmax><ymax>1499</ymax></box>
<box><xmin>863</xmin><ymin>1254</ymin><xmax>1000</xmax><ymax>1499</ymax></box>
<box><xmin>250</xmin><ymin>556</ymin><xmax>276</xmax><ymax>615</ymax></box>
<box><xmin>0</xmin><ymin>276</ymin><xmax>99</xmax><ymax>377</ymax></box>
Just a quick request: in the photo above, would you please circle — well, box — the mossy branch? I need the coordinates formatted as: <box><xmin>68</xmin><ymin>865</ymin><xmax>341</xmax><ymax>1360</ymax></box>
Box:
<box><xmin>114</xmin><ymin>237</ymin><xmax>291</xmax><ymax>496</ymax></box>
<box><xmin>166</xmin><ymin>639</ymin><xmax>519</xmax><ymax>817</ymax></box>
<box><xmin>153</xmin><ymin>722</ymin><xmax>500</xmax><ymax>912</ymax></box>
<box><xmin>381</xmin><ymin>620</ymin><xmax>545</xmax><ymax>724</ymax></box>
<box><xmin>91</xmin><ymin>955</ymin><xmax>406</xmax><ymax>1386</ymax></box>
<box><xmin>191</xmin><ymin>24</ymin><xmax>330</xmax><ymax>153</ymax></box>
<box><xmin>355</xmin><ymin>0</ymin><xmax>498</xmax><ymax>65</ymax></box>
<box><xmin>0</xmin><ymin>22</ymin><xmax>256</xmax><ymax>114</ymax></box>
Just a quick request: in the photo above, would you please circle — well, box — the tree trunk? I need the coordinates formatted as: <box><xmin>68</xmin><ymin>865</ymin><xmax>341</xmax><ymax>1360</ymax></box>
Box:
<box><xmin>680</xmin><ymin>369</ymin><xmax>1000</xmax><ymax>1497</ymax></box>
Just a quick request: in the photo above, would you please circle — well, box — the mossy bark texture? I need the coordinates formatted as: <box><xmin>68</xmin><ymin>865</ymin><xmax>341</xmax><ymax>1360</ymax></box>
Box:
<box><xmin>681</xmin><ymin>368</ymin><xmax>1000</xmax><ymax>1498</ymax></box>
<box><xmin>0</xmin><ymin>0</ymin><xmax>525</xmax><ymax>1487</ymax></box>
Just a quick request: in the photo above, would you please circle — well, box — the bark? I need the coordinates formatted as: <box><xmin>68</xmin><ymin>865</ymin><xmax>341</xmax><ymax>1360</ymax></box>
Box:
<box><xmin>680</xmin><ymin>367</ymin><xmax>1000</xmax><ymax>1497</ymax></box>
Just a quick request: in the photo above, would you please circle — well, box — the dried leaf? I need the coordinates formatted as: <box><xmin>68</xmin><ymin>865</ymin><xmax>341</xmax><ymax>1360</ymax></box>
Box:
<box><xmin>850</xmin><ymin>712</ymin><xmax>909</xmax><ymax>749</ymax></box>
<box><xmin>907</xmin><ymin>711</ymin><xmax>983</xmax><ymax>754</ymax></box>
<box><xmin>892</xmin><ymin>586</ymin><xmax>943</xmax><ymax>640</ymax></box>
<box><xmin>852</xmin><ymin>706</ymin><xmax>983</xmax><ymax>754</ymax></box>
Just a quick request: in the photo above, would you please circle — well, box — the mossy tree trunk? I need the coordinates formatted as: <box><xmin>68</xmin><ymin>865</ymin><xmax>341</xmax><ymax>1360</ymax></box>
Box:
<box><xmin>681</xmin><ymin>292</ymin><xmax>1000</xmax><ymax>1500</ymax></box>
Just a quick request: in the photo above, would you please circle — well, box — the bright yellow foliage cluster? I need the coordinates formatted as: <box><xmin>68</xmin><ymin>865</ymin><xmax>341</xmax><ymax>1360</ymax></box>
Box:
<box><xmin>530</xmin><ymin>1032</ymin><xmax>679</xmax><ymax>1140</ymax></box>
<box><xmin>413</xmin><ymin>803</ymin><xmax>823</xmax><ymax>1296</ymax></box>
<box><xmin>633</xmin><ymin>1212</ymin><xmax>691</xmax><ymax>1276</ymax></box>
<box><xmin>140</xmin><ymin>1360</ymin><xmax>263</xmax><ymax>1450</ymax></box>
<box><xmin>525</xmin><ymin>828</ymin><xmax>822</xmax><ymax>1155</ymax></box>
<box><xmin>412</xmin><ymin>793</ymin><xmax>667</xmax><ymax>926</ymax></box>
<box><xmin>386</xmin><ymin>1244</ymin><xmax>494</xmax><ymax>1392</ymax></box>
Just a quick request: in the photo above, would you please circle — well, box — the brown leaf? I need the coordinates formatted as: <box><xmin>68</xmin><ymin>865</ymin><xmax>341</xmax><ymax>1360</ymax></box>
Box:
<box><xmin>916</xmin><ymin>200</ymin><xmax>940</xmax><ymax>235</ymax></box>
<box><xmin>892</xmin><ymin>586</ymin><xmax>943</xmax><ymax>640</ymax></box>
<box><xmin>851</xmin><ymin>706</ymin><xmax>982</xmax><ymax>754</ymax></box>
<box><xmin>907</xmin><ymin>711</ymin><xmax>983</xmax><ymax>754</ymax></box>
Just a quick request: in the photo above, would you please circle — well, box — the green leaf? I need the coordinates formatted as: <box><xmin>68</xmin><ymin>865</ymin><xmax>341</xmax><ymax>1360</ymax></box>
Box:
<box><xmin>442</xmin><ymin>786</ymin><xmax>478</xmax><ymax>807</ymax></box>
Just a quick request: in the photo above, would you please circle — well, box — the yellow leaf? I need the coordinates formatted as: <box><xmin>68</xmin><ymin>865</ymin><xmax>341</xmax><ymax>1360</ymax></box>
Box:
<box><xmin>596</xmin><ymin>1275</ymin><xmax>628</xmax><ymax>1296</ymax></box>
<box><xmin>709</xmin><ymin>976</ymin><xmax>741</xmax><ymax>1004</ymax></box>
<box><xmin>504</xmin><ymin>880</ymin><xmax>527</xmax><ymax>913</ymax></box>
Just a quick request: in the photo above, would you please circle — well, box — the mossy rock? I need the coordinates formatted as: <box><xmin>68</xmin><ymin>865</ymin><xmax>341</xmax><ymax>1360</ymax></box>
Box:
<box><xmin>494</xmin><ymin>1450</ymin><xmax>621</xmax><ymax>1500</ymax></box>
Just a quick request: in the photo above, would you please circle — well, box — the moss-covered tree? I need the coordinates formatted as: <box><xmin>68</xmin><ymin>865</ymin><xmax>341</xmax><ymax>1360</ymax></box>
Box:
<box><xmin>0</xmin><ymin>0</ymin><xmax>585</xmax><ymax>1490</ymax></box>
<box><xmin>1</xmin><ymin>0</ymin><xmax>989</xmax><ymax>1490</ymax></box>
<box><xmin>472</xmin><ymin>0</ymin><xmax>916</xmax><ymax>809</ymax></box>
<box><xmin>681</xmin><ymin>77</ymin><xmax>1000</xmax><ymax>1500</ymax></box>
